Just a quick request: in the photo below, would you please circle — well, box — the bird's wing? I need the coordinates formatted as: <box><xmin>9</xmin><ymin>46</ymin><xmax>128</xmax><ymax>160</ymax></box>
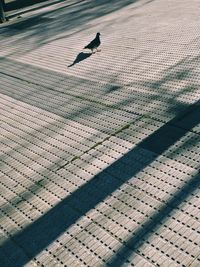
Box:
<box><xmin>84</xmin><ymin>38</ymin><xmax>96</xmax><ymax>49</ymax></box>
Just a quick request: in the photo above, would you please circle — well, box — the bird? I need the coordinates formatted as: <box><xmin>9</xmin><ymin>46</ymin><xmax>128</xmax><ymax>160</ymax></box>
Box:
<box><xmin>84</xmin><ymin>32</ymin><xmax>101</xmax><ymax>53</ymax></box>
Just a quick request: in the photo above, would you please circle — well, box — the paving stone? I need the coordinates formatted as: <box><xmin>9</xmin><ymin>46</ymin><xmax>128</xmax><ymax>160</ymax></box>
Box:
<box><xmin>0</xmin><ymin>0</ymin><xmax>200</xmax><ymax>266</ymax></box>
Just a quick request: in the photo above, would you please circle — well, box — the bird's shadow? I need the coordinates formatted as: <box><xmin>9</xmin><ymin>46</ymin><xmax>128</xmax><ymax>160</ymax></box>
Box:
<box><xmin>68</xmin><ymin>52</ymin><xmax>92</xmax><ymax>67</ymax></box>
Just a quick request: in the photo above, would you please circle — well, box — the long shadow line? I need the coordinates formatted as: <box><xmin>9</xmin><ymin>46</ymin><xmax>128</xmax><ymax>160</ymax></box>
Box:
<box><xmin>108</xmin><ymin>170</ymin><xmax>200</xmax><ymax>266</ymax></box>
<box><xmin>5</xmin><ymin>0</ymin><xmax>86</xmax><ymax>19</ymax></box>
<box><xmin>0</xmin><ymin>101</ymin><xmax>199</xmax><ymax>266</ymax></box>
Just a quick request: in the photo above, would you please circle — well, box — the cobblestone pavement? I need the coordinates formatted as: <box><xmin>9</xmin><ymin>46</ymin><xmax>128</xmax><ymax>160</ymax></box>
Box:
<box><xmin>0</xmin><ymin>0</ymin><xmax>200</xmax><ymax>266</ymax></box>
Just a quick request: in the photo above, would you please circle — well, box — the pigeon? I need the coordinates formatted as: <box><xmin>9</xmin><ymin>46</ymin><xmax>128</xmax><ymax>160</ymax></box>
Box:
<box><xmin>84</xmin><ymin>32</ymin><xmax>101</xmax><ymax>53</ymax></box>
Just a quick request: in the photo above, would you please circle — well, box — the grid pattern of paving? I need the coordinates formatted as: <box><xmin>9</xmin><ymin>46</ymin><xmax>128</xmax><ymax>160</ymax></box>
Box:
<box><xmin>0</xmin><ymin>0</ymin><xmax>200</xmax><ymax>266</ymax></box>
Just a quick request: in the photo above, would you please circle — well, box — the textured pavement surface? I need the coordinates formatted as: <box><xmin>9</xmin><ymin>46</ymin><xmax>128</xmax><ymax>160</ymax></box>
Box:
<box><xmin>0</xmin><ymin>0</ymin><xmax>200</xmax><ymax>266</ymax></box>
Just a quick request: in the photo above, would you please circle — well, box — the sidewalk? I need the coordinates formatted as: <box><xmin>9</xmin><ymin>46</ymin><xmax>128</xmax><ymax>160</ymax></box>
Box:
<box><xmin>4</xmin><ymin>0</ymin><xmax>85</xmax><ymax>19</ymax></box>
<box><xmin>0</xmin><ymin>0</ymin><xmax>200</xmax><ymax>266</ymax></box>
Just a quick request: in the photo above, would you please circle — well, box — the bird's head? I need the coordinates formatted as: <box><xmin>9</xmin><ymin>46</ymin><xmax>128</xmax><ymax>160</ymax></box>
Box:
<box><xmin>96</xmin><ymin>32</ymin><xmax>101</xmax><ymax>36</ymax></box>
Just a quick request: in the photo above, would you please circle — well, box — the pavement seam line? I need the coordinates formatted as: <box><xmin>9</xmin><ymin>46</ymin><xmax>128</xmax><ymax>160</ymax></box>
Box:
<box><xmin>55</xmin><ymin>121</ymin><xmax>134</xmax><ymax>171</ymax></box>
<box><xmin>1</xmin><ymin>69</ymin><xmax>199</xmax><ymax>138</ymax></box>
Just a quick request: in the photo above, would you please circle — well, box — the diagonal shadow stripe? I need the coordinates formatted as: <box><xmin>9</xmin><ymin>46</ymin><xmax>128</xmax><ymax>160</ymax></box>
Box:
<box><xmin>107</xmin><ymin>171</ymin><xmax>200</xmax><ymax>266</ymax></box>
<box><xmin>0</xmin><ymin>101</ymin><xmax>199</xmax><ymax>266</ymax></box>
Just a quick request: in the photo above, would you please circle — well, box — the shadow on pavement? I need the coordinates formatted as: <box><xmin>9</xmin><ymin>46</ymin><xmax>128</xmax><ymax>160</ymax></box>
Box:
<box><xmin>0</xmin><ymin>97</ymin><xmax>199</xmax><ymax>266</ymax></box>
<box><xmin>1</xmin><ymin>0</ymin><xmax>142</xmax><ymax>51</ymax></box>
<box><xmin>5</xmin><ymin>0</ymin><xmax>50</xmax><ymax>11</ymax></box>
<box><xmin>108</xmin><ymin>170</ymin><xmax>200</xmax><ymax>266</ymax></box>
<box><xmin>0</xmin><ymin>0</ymin><xmax>199</xmax><ymax>264</ymax></box>
<box><xmin>68</xmin><ymin>51</ymin><xmax>92</xmax><ymax>67</ymax></box>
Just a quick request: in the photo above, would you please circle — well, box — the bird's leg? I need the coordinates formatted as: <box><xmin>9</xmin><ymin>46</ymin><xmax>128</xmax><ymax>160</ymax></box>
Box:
<box><xmin>91</xmin><ymin>49</ymin><xmax>95</xmax><ymax>54</ymax></box>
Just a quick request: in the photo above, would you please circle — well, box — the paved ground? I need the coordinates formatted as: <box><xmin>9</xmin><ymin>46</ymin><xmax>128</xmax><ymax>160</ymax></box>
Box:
<box><xmin>3</xmin><ymin>0</ymin><xmax>73</xmax><ymax>18</ymax></box>
<box><xmin>0</xmin><ymin>0</ymin><xmax>200</xmax><ymax>266</ymax></box>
